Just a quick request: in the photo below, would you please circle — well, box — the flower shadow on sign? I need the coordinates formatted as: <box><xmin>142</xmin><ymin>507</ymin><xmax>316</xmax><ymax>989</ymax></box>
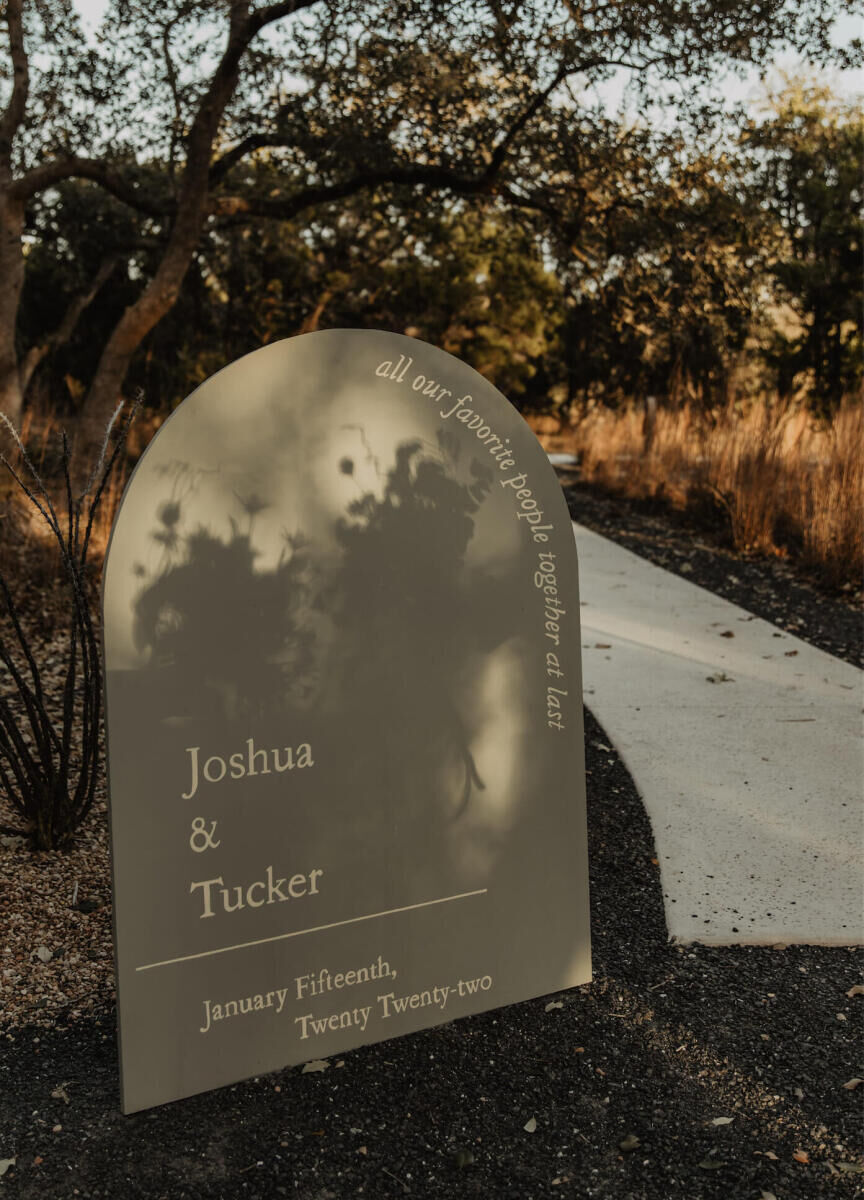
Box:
<box><xmin>133</xmin><ymin>516</ymin><xmax>319</xmax><ymax>724</ymax></box>
<box><xmin>328</xmin><ymin>437</ymin><xmax>497</xmax><ymax>822</ymax></box>
<box><xmin>127</xmin><ymin>432</ymin><xmax>529</xmax><ymax>905</ymax></box>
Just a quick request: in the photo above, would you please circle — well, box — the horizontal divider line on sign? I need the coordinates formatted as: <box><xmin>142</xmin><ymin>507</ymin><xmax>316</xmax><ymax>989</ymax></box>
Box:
<box><xmin>135</xmin><ymin>889</ymin><xmax>489</xmax><ymax>972</ymax></box>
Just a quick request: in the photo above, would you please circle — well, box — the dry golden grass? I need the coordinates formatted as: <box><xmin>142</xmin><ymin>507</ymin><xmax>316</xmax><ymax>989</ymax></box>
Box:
<box><xmin>534</xmin><ymin>396</ymin><xmax>863</xmax><ymax>590</ymax></box>
<box><xmin>2</xmin><ymin>397</ymin><xmax>861</xmax><ymax>602</ymax></box>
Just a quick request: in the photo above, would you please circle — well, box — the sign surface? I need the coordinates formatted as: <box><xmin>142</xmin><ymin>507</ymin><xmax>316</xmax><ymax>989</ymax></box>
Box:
<box><xmin>103</xmin><ymin>330</ymin><xmax>590</xmax><ymax>1113</ymax></box>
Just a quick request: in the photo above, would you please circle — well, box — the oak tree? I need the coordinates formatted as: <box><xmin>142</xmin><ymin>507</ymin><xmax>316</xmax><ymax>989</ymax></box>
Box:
<box><xmin>0</xmin><ymin>0</ymin><xmax>854</xmax><ymax>452</ymax></box>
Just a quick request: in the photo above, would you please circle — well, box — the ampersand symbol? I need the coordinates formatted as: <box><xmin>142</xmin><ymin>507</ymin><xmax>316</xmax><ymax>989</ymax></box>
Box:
<box><xmin>190</xmin><ymin>817</ymin><xmax>220</xmax><ymax>853</ymax></box>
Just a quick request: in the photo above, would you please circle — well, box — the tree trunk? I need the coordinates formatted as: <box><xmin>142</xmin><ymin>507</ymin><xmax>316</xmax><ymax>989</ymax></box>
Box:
<box><xmin>75</xmin><ymin>269</ymin><xmax>186</xmax><ymax>468</ymax></box>
<box><xmin>76</xmin><ymin>157</ymin><xmax>216</xmax><ymax>471</ymax></box>
<box><xmin>0</xmin><ymin>352</ymin><xmax>23</xmax><ymax>433</ymax></box>
<box><xmin>0</xmin><ymin>0</ymin><xmax>29</xmax><ymax>435</ymax></box>
<box><xmin>76</xmin><ymin>5</ymin><xmax>252</xmax><ymax>472</ymax></box>
<box><xmin>642</xmin><ymin>394</ymin><xmax>657</xmax><ymax>454</ymax></box>
<box><xmin>0</xmin><ymin>193</ymin><xmax>25</xmax><ymax>433</ymax></box>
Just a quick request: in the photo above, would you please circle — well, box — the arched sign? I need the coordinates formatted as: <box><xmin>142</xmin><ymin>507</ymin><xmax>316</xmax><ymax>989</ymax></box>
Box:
<box><xmin>103</xmin><ymin>330</ymin><xmax>590</xmax><ymax>1112</ymax></box>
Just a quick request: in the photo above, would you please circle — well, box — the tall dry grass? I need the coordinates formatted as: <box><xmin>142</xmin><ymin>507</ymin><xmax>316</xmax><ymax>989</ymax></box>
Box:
<box><xmin>537</xmin><ymin>397</ymin><xmax>863</xmax><ymax>590</ymax></box>
<box><xmin>2</xmin><ymin>397</ymin><xmax>861</xmax><ymax>602</ymax></box>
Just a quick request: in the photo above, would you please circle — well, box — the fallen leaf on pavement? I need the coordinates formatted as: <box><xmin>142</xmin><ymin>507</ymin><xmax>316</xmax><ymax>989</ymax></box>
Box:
<box><xmin>711</xmin><ymin>1117</ymin><xmax>734</xmax><ymax>1126</ymax></box>
<box><xmin>301</xmin><ymin>1060</ymin><xmax>329</xmax><ymax>1074</ymax></box>
<box><xmin>841</xmin><ymin>1078</ymin><xmax>863</xmax><ymax>1090</ymax></box>
<box><xmin>0</xmin><ymin>1159</ymin><xmax>15</xmax><ymax>1178</ymax></box>
<box><xmin>524</xmin><ymin>1117</ymin><xmax>537</xmax><ymax>1134</ymax></box>
<box><xmin>545</xmin><ymin>1001</ymin><xmax>563</xmax><ymax>1012</ymax></box>
<box><xmin>836</xmin><ymin>1163</ymin><xmax>864</xmax><ymax>1174</ymax></box>
<box><xmin>51</xmin><ymin>1085</ymin><xmax>70</xmax><ymax>1104</ymax></box>
<box><xmin>698</xmin><ymin>1158</ymin><xmax>727</xmax><ymax>1170</ymax></box>
<box><xmin>619</xmin><ymin>1134</ymin><xmax>640</xmax><ymax>1152</ymax></box>
<box><xmin>792</xmin><ymin>1150</ymin><xmax>809</xmax><ymax>1163</ymax></box>
<box><xmin>846</xmin><ymin>985</ymin><xmax>864</xmax><ymax>998</ymax></box>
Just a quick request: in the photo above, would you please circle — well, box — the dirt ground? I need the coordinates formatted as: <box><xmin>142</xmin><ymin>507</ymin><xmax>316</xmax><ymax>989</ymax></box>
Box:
<box><xmin>0</xmin><ymin>478</ymin><xmax>861</xmax><ymax>1199</ymax></box>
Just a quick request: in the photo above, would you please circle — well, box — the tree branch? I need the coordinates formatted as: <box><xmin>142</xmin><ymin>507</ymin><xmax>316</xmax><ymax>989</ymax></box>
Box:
<box><xmin>162</xmin><ymin>15</ymin><xmax>184</xmax><ymax>184</ymax></box>
<box><xmin>209</xmin><ymin>129</ymin><xmax>300</xmax><ymax>186</ymax></box>
<box><xmin>211</xmin><ymin>162</ymin><xmax>501</xmax><ymax>220</ymax></box>
<box><xmin>19</xmin><ymin>254</ymin><xmax>122</xmax><ymax>394</ymax></box>
<box><xmin>247</xmin><ymin>0</ymin><xmax>324</xmax><ymax>38</ymax></box>
<box><xmin>486</xmin><ymin>60</ymin><xmax>577</xmax><ymax>179</ymax></box>
<box><xmin>496</xmin><ymin>181</ymin><xmax>561</xmax><ymax>220</ymax></box>
<box><xmin>210</xmin><ymin>57</ymin><xmax>585</xmax><ymax>195</ymax></box>
<box><xmin>185</xmin><ymin>0</ymin><xmax>323</xmax><ymax>171</ymax></box>
<box><xmin>12</xmin><ymin>158</ymin><xmax>171</xmax><ymax>215</ymax></box>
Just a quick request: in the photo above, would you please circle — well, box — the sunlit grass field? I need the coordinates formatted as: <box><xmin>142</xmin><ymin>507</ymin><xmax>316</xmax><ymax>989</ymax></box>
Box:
<box><xmin>533</xmin><ymin>397</ymin><xmax>863</xmax><ymax>591</ymax></box>
<box><xmin>4</xmin><ymin>395</ymin><xmax>862</xmax><ymax>598</ymax></box>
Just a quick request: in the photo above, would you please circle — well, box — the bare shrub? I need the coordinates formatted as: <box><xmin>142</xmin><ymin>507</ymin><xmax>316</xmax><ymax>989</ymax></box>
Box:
<box><xmin>0</xmin><ymin>402</ymin><xmax>137</xmax><ymax>850</ymax></box>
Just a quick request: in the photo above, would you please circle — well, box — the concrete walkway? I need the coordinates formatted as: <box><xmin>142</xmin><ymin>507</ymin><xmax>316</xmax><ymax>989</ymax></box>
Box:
<box><xmin>572</xmin><ymin>521</ymin><xmax>863</xmax><ymax>946</ymax></box>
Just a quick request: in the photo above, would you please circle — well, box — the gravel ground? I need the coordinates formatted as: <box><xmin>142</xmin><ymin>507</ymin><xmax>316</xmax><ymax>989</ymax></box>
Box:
<box><xmin>0</xmin><ymin>480</ymin><xmax>861</xmax><ymax>1199</ymax></box>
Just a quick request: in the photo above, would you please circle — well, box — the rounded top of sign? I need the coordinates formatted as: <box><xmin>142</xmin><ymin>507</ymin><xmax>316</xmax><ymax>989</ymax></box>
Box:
<box><xmin>104</xmin><ymin>327</ymin><xmax>570</xmax><ymax>574</ymax></box>
<box><xmin>104</xmin><ymin>329</ymin><xmax>580</xmax><ymax>673</ymax></box>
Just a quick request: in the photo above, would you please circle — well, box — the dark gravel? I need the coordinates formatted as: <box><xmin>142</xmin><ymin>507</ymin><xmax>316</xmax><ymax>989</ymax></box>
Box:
<box><xmin>0</xmin><ymin>482</ymin><xmax>861</xmax><ymax>1199</ymax></box>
